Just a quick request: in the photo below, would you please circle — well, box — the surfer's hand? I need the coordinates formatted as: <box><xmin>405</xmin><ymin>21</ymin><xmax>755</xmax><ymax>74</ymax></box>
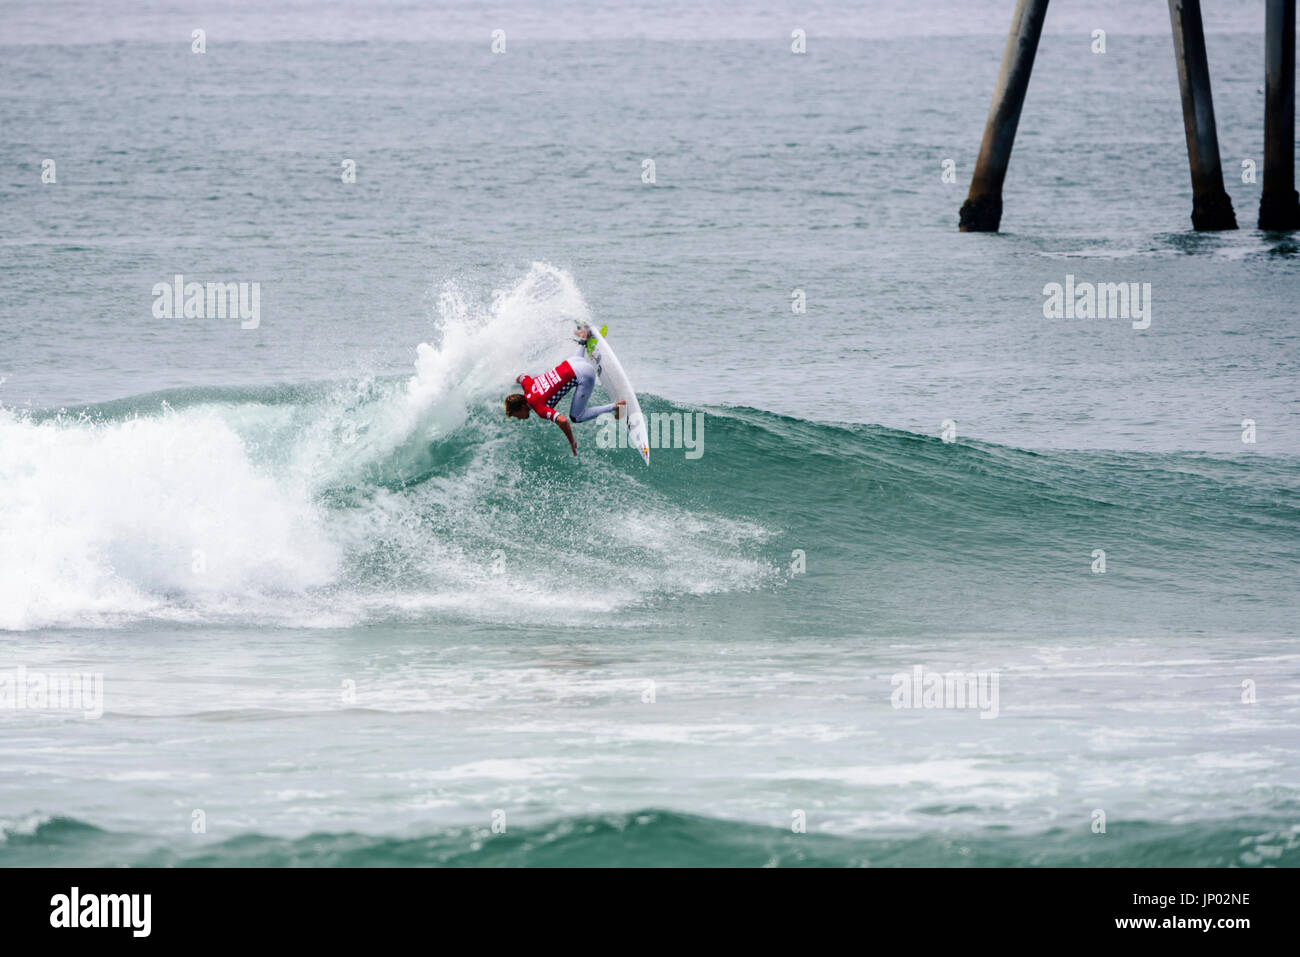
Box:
<box><xmin>614</xmin><ymin>400</ymin><xmax>626</xmax><ymax>421</ymax></box>
<box><xmin>555</xmin><ymin>414</ymin><xmax>578</xmax><ymax>455</ymax></box>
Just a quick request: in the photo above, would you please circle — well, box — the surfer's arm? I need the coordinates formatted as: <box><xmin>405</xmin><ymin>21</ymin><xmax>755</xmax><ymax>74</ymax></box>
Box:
<box><xmin>554</xmin><ymin>413</ymin><xmax>578</xmax><ymax>456</ymax></box>
<box><xmin>572</xmin><ymin>336</ymin><xmax>598</xmax><ymax>362</ymax></box>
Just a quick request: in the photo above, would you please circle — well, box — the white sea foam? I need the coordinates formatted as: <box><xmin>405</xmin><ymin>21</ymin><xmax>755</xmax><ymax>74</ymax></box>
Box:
<box><xmin>0</xmin><ymin>404</ymin><xmax>339</xmax><ymax>630</ymax></box>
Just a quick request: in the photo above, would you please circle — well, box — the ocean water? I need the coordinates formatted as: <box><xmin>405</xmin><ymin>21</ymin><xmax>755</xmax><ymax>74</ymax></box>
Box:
<box><xmin>1</xmin><ymin>1</ymin><xmax>1298</xmax><ymax>867</ymax></box>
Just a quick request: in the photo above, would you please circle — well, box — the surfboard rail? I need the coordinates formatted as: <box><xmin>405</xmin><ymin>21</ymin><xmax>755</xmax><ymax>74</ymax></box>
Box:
<box><xmin>587</xmin><ymin>327</ymin><xmax>649</xmax><ymax>465</ymax></box>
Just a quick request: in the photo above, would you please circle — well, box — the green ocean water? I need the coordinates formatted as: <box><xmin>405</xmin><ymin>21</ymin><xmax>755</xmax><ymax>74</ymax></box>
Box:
<box><xmin>9</xmin><ymin>811</ymin><xmax>1300</xmax><ymax>868</ymax></box>
<box><xmin>2</xmin><ymin>2</ymin><xmax>1299</xmax><ymax>867</ymax></box>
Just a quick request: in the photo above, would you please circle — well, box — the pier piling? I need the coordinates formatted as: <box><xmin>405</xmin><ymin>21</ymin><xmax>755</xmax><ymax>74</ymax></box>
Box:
<box><xmin>1259</xmin><ymin>0</ymin><xmax>1300</xmax><ymax>230</ymax></box>
<box><xmin>959</xmin><ymin>0</ymin><xmax>1050</xmax><ymax>232</ymax></box>
<box><xmin>1168</xmin><ymin>0</ymin><xmax>1238</xmax><ymax>230</ymax></box>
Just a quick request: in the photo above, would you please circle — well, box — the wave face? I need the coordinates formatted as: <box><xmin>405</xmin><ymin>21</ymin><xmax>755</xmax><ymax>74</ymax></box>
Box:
<box><xmin>1</xmin><ymin>264</ymin><xmax>1297</xmax><ymax>633</ymax></box>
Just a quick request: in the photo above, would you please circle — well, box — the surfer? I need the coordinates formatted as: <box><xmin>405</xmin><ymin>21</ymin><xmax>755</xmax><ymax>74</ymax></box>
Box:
<box><xmin>504</xmin><ymin>325</ymin><xmax>625</xmax><ymax>456</ymax></box>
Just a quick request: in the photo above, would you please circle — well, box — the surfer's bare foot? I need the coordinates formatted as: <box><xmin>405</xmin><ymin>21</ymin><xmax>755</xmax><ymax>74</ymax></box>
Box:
<box><xmin>614</xmin><ymin>400</ymin><xmax>626</xmax><ymax>420</ymax></box>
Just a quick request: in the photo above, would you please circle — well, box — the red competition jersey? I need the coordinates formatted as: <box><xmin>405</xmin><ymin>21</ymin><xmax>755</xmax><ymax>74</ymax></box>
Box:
<box><xmin>517</xmin><ymin>360</ymin><xmax>577</xmax><ymax>422</ymax></box>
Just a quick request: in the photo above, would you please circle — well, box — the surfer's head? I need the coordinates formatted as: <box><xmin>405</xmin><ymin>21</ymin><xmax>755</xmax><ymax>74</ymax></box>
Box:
<box><xmin>504</xmin><ymin>394</ymin><xmax>529</xmax><ymax>419</ymax></box>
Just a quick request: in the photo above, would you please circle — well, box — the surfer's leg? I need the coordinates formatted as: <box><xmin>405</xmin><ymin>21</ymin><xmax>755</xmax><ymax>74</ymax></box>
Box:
<box><xmin>567</xmin><ymin>363</ymin><xmax>615</xmax><ymax>423</ymax></box>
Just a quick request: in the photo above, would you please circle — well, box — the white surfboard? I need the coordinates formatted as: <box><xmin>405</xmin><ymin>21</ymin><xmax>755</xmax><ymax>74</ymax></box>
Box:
<box><xmin>586</xmin><ymin>326</ymin><xmax>649</xmax><ymax>465</ymax></box>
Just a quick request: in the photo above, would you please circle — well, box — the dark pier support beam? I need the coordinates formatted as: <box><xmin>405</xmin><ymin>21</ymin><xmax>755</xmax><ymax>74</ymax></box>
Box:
<box><xmin>959</xmin><ymin>0</ymin><xmax>1050</xmax><ymax>232</ymax></box>
<box><xmin>1259</xmin><ymin>0</ymin><xmax>1300</xmax><ymax>230</ymax></box>
<box><xmin>1168</xmin><ymin>0</ymin><xmax>1238</xmax><ymax>230</ymax></box>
